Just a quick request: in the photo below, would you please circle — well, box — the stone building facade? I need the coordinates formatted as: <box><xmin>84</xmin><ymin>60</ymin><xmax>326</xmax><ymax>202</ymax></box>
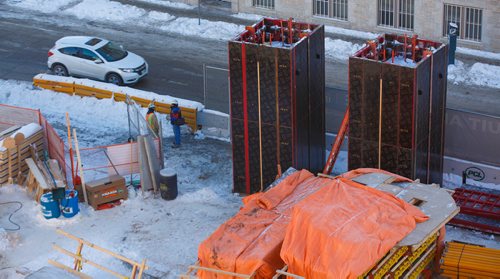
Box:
<box><xmin>222</xmin><ymin>0</ymin><xmax>499</xmax><ymax>52</ymax></box>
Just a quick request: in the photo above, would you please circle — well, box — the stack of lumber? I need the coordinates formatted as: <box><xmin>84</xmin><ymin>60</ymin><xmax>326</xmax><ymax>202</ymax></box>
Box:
<box><xmin>440</xmin><ymin>241</ymin><xmax>500</xmax><ymax>278</ymax></box>
<box><xmin>0</xmin><ymin>123</ymin><xmax>45</xmax><ymax>185</ymax></box>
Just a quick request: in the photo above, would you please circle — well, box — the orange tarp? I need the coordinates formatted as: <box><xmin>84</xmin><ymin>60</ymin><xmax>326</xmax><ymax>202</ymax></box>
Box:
<box><xmin>280</xmin><ymin>173</ymin><xmax>428</xmax><ymax>279</ymax></box>
<box><xmin>197</xmin><ymin>169</ymin><xmax>332</xmax><ymax>278</ymax></box>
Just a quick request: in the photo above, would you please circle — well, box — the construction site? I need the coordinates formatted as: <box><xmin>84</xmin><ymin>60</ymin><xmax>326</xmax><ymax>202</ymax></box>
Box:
<box><xmin>0</xmin><ymin>16</ymin><xmax>499</xmax><ymax>279</ymax></box>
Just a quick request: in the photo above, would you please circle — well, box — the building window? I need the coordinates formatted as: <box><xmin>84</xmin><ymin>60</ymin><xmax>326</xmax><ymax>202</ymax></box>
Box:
<box><xmin>443</xmin><ymin>4</ymin><xmax>482</xmax><ymax>42</ymax></box>
<box><xmin>377</xmin><ymin>0</ymin><xmax>414</xmax><ymax>31</ymax></box>
<box><xmin>313</xmin><ymin>0</ymin><xmax>348</xmax><ymax>21</ymax></box>
<box><xmin>252</xmin><ymin>0</ymin><xmax>274</xmax><ymax>9</ymax></box>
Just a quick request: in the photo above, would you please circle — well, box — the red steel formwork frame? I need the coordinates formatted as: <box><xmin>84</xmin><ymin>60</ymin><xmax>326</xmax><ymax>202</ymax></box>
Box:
<box><xmin>449</xmin><ymin>188</ymin><xmax>500</xmax><ymax>234</ymax></box>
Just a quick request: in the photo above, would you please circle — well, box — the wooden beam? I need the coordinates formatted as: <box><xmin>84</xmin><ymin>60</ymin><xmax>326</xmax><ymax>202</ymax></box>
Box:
<box><xmin>73</xmin><ymin>129</ymin><xmax>88</xmax><ymax>204</ymax></box>
<box><xmin>187</xmin><ymin>265</ymin><xmax>253</xmax><ymax>278</ymax></box>
<box><xmin>56</xmin><ymin>229</ymin><xmax>148</xmax><ymax>269</ymax></box>
<box><xmin>25</xmin><ymin>158</ymin><xmax>50</xmax><ymax>190</ymax></box>
<box><xmin>52</xmin><ymin>244</ymin><xmax>127</xmax><ymax>279</ymax></box>
<box><xmin>48</xmin><ymin>259</ymin><xmax>92</xmax><ymax>279</ymax></box>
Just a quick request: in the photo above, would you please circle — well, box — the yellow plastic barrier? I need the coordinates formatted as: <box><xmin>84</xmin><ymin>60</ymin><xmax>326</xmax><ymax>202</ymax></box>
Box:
<box><xmin>33</xmin><ymin>76</ymin><xmax>198</xmax><ymax>131</ymax></box>
<box><xmin>74</xmin><ymin>84</ymin><xmax>113</xmax><ymax>99</ymax></box>
<box><xmin>33</xmin><ymin>77</ymin><xmax>74</xmax><ymax>95</ymax></box>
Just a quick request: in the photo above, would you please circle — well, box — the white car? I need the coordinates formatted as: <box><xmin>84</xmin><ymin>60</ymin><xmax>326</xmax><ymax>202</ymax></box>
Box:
<box><xmin>48</xmin><ymin>36</ymin><xmax>148</xmax><ymax>85</ymax></box>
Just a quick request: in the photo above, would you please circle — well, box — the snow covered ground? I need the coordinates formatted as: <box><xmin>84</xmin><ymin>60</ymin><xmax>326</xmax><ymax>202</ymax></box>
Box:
<box><xmin>448</xmin><ymin>60</ymin><xmax>500</xmax><ymax>89</ymax></box>
<box><xmin>0</xmin><ymin>78</ymin><xmax>498</xmax><ymax>279</ymax></box>
<box><xmin>0</xmin><ymin>79</ymin><xmax>241</xmax><ymax>278</ymax></box>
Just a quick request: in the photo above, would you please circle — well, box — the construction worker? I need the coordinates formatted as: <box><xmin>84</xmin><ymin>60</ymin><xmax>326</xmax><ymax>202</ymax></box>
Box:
<box><xmin>169</xmin><ymin>100</ymin><xmax>184</xmax><ymax>148</ymax></box>
<box><xmin>146</xmin><ymin>103</ymin><xmax>160</xmax><ymax>137</ymax></box>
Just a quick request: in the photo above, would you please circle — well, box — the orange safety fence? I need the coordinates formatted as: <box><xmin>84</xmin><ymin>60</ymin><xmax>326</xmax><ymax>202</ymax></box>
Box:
<box><xmin>0</xmin><ymin>104</ymin><xmax>67</xmax><ymax>182</ymax></box>
<box><xmin>280</xmin><ymin>172</ymin><xmax>428</xmax><ymax>279</ymax></box>
<box><xmin>79</xmin><ymin>139</ymin><xmax>160</xmax><ymax>183</ymax></box>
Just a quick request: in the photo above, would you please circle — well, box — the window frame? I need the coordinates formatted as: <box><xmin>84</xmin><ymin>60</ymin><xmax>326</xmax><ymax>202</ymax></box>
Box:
<box><xmin>443</xmin><ymin>4</ymin><xmax>483</xmax><ymax>42</ymax></box>
<box><xmin>313</xmin><ymin>0</ymin><xmax>348</xmax><ymax>21</ymax></box>
<box><xmin>252</xmin><ymin>0</ymin><xmax>274</xmax><ymax>10</ymax></box>
<box><xmin>377</xmin><ymin>0</ymin><xmax>414</xmax><ymax>31</ymax></box>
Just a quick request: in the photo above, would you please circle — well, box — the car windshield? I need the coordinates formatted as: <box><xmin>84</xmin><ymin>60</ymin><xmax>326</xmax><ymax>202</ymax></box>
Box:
<box><xmin>96</xmin><ymin>42</ymin><xmax>128</xmax><ymax>62</ymax></box>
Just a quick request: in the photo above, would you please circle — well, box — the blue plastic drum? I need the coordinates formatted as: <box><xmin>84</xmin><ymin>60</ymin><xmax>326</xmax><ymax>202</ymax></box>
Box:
<box><xmin>61</xmin><ymin>190</ymin><xmax>79</xmax><ymax>218</ymax></box>
<box><xmin>40</xmin><ymin>192</ymin><xmax>61</xmax><ymax>219</ymax></box>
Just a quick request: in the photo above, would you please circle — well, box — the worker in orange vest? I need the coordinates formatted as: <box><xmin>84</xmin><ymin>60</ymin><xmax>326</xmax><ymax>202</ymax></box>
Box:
<box><xmin>146</xmin><ymin>103</ymin><xmax>160</xmax><ymax>137</ymax></box>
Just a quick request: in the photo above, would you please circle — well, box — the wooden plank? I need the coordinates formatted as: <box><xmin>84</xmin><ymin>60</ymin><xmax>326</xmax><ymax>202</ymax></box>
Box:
<box><xmin>396</xmin><ymin>182</ymin><xmax>459</xmax><ymax>247</ymax></box>
<box><xmin>137</xmin><ymin>136</ymin><xmax>152</xmax><ymax>193</ymax></box>
<box><xmin>144</xmin><ymin>135</ymin><xmax>160</xmax><ymax>194</ymax></box>
<box><xmin>25</xmin><ymin>158</ymin><xmax>50</xmax><ymax>190</ymax></box>
<box><xmin>56</xmin><ymin>229</ymin><xmax>148</xmax><ymax>269</ymax></box>
<box><xmin>187</xmin><ymin>265</ymin><xmax>253</xmax><ymax>278</ymax></box>
<box><xmin>73</xmin><ymin>129</ymin><xmax>88</xmax><ymax>204</ymax></box>
<box><xmin>52</xmin><ymin>244</ymin><xmax>128</xmax><ymax>279</ymax></box>
<box><xmin>0</xmin><ymin>125</ymin><xmax>21</xmax><ymax>139</ymax></box>
<box><xmin>0</xmin><ymin>131</ymin><xmax>44</xmax><ymax>160</ymax></box>
<box><xmin>48</xmin><ymin>260</ymin><xmax>92</xmax><ymax>279</ymax></box>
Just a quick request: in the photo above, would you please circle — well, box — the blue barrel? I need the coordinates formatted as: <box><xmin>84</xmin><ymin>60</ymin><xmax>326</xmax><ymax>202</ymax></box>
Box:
<box><xmin>40</xmin><ymin>192</ymin><xmax>61</xmax><ymax>219</ymax></box>
<box><xmin>61</xmin><ymin>190</ymin><xmax>79</xmax><ymax>218</ymax></box>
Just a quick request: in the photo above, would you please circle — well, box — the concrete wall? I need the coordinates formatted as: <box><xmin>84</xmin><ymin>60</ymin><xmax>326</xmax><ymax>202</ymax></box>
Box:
<box><xmin>229</xmin><ymin>0</ymin><xmax>500</xmax><ymax>52</ymax></box>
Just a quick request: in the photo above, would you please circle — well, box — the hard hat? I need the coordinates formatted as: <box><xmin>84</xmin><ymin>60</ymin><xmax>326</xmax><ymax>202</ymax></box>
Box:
<box><xmin>148</xmin><ymin>102</ymin><xmax>155</xmax><ymax>109</ymax></box>
<box><xmin>172</xmin><ymin>99</ymin><xmax>178</xmax><ymax>106</ymax></box>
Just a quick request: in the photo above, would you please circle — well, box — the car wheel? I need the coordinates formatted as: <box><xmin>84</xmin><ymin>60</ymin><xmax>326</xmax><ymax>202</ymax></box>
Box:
<box><xmin>52</xmin><ymin>64</ymin><xmax>68</xmax><ymax>76</ymax></box>
<box><xmin>106</xmin><ymin>73</ymin><xmax>123</xmax><ymax>85</ymax></box>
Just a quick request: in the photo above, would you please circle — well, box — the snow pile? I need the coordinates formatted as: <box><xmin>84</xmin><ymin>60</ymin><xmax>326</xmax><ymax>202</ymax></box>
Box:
<box><xmin>159</xmin><ymin>17</ymin><xmax>243</xmax><ymax>41</ymax></box>
<box><xmin>443</xmin><ymin>172</ymin><xmax>499</xmax><ymax>191</ymax></box>
<box><xmin>325</xmin><ymin>26</ymin><xmax>378</xmax><ymax>40</ymax></box>
<box><xmin>231</xmin><ymin>13</ymin><xmax>263</xmax><ymax>21</ymax></box>
<box><xmin>388</xmin><ymin>56</ymin><xmax>416</xmax><ymax>67</ymax></box>
<box><xmin>5</xmin><ymin>0</ymin><xmax>69</xmax><ymax>13</ymax></box>
<box><xmin>66</xmin><ymin>0</ymin><xmax>147</xmax><ymax>22</ymax></box>
<box><xmin>325</xmin><ymin>38</ymin><xmax>363</xmax><ymax>61</ymax></box>
<box><xmin>193</xmin><ymin>130</ymin><xmax>205</xmax><ymax>140</ymax></box>
<box><xmin>456</xmin><ymin>47</ymin><xmax>500</xmax><ymax>61</ymax></box>
<box><xmin>148</xmin><ymin>10</ymin><xmax>176</xmax><ymax>22</ymax></box>
<box><xmin>136</xmin><ymin>0</ymin><xmax>195</xmax><ymax>10</ymax></box>
<box><xmin>448</xmin><ymin>60</ymin><xmax>500</xmax><ymax>89</ymax></box>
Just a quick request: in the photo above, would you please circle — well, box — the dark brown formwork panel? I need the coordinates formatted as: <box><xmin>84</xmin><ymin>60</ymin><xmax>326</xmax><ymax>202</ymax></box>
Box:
<box><xmin>229</xmin><ymin>18</ymin><xmax>325</xmax><ymax>194</ymax></box>
<box><xmin>308</xmin><ymin>25</ymin><xmax>326</xmax><ymax>174</ymax></box>
<box><xmin>428</xmin><ymin>46</ymin><xmax>448</xmax><ymax>185</ymax></box>
<box><xmin>348</xmin><ymin>33</ymin><xmax>447</xmax><ymax>184</ymax></box>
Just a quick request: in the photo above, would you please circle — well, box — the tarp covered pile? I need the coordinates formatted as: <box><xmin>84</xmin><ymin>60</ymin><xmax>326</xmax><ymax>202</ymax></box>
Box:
<box><xmin>197</xmin><ymin>168</ymin><xmax>429</xmax><ymax>279</ymax></box>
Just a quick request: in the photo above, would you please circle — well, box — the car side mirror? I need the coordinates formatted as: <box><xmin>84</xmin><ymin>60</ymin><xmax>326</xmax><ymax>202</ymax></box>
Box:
<box><xmin>94</xmin><ymin>58</ymin><xmax>103</xmax><ymax>64</ymax></box>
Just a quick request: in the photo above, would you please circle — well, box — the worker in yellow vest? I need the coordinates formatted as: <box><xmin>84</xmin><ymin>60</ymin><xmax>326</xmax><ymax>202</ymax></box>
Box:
<box><xmin>146</xmin><ymin>103</ymin><xmax>160</xmax><ymax>137</ymax></box>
